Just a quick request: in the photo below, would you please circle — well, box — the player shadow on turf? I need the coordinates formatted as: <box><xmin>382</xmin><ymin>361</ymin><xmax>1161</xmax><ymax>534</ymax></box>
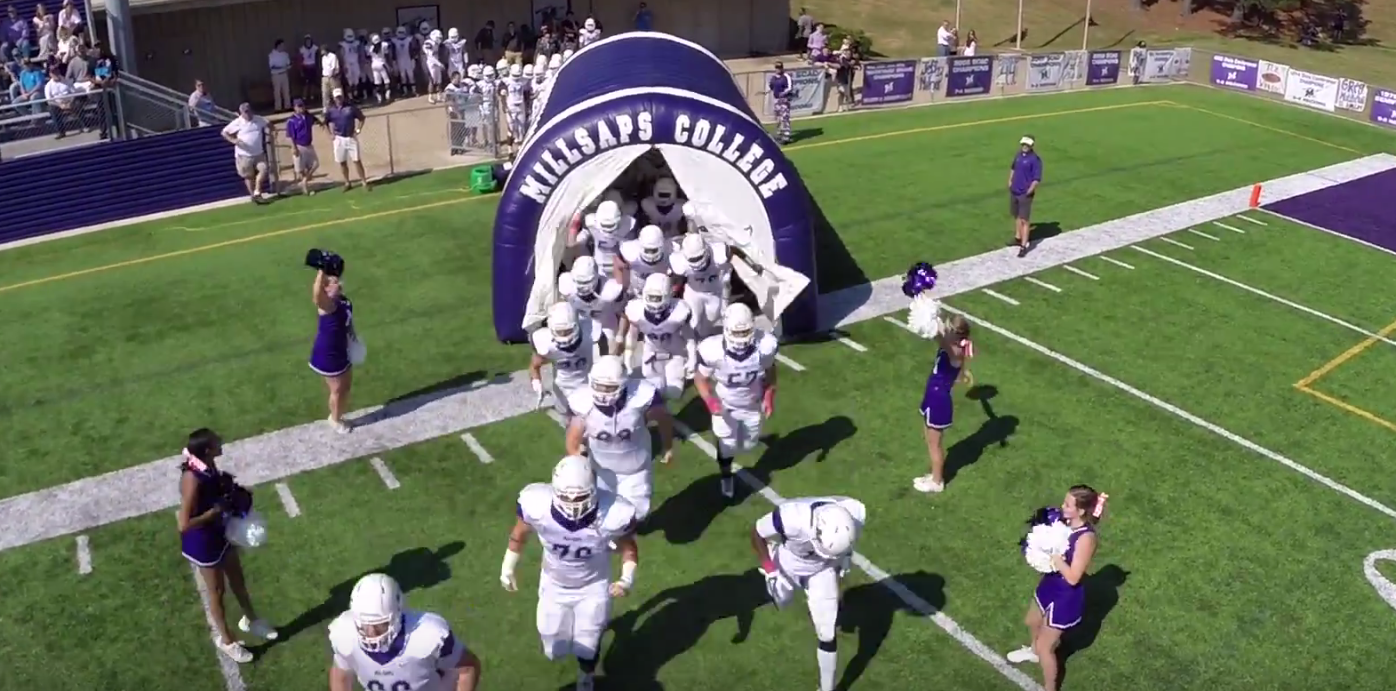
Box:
<box><xmin>835</xmin><ymin>570</ymin><xmax>948</xmax><ymax>691</ymax></box>
<box><xmin>591</xmin><ymin>569</ymin><xmax>770</xmax><ymax>691</ymax></box>
<box><xmin>641</xmin><ymin>415</ymin><xmax>858</xmax><ymax>545</ymax></box>
<box><xmin>351</xmin><ymin>371</ymin><xmax>494</xmax><ymax>427</ymax></box>
<box><xmin>944</xmin><ymin>385</ymin><xmax>1019</xmax><ymax>485</ymax></box>
<box><xmin>1056</xmin><ymin>564</ymin><xmax>1129</xmax><ymax>688</ymax></box>
<box><xmin>247</xmin><ymin>541</ymin><xmax>465</xmax><ymax>654</ymax></box>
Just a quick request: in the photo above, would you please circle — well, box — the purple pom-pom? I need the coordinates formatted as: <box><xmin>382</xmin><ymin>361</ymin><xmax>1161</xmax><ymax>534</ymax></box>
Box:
<box><xmin>902</xmin><ymin>262</ymin><xmax>939</xmax><ymax>297</ymax></box>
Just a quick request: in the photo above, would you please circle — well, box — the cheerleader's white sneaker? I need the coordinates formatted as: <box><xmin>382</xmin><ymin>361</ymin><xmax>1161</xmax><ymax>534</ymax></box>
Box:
<box><xmin>217</xmin><ymin>638</ymin><xmax>253</xmax><ymax>663</ymax></box>
<box><xmin>239</xmin><ymin>616</ymin><xmax>279</xmax><ymax>641</ymax></box>
<box><xmin>1006</xmin><ymin>646</ymin><xmax>1039</xmax><ymax>664</ymax></box>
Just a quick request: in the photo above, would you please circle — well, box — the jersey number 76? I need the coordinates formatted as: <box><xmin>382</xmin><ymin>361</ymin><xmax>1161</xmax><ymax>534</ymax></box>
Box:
<box><xmin>552</xmin><ymin>543</ymin><xmax>595</xmax><ymax>560</ymax></box>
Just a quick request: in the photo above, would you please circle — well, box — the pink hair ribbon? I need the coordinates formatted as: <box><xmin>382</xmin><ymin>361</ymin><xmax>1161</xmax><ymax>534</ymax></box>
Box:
<box><xmin>960</xmin><ymin>339</ymin><xmax>975</xmax><ymax>359</ymax></box>
<box><xmin>1092</xmin><ymin>493</ymin><xmax>1110</xmax><ymax>519</ymax></box>
<box><xmin>182</xmin><ymin>448</ymin><xmax>208</xmax><ymax>473</ymax></box>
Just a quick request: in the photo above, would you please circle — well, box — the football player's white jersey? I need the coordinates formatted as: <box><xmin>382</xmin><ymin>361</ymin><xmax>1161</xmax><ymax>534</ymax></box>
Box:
<box><xmin>624</xmin><ymin>300</ymin><xmax>692</xmax><ymax>360</ymax></box>
<box><xmin>391</xmin><ymin>36</ymin><xmax>414</xmax><ymax>62</ymax></box>
<box><xmin>756</xmin><ymin>496</ymin><xmax>867</xmax><ymax>580</ymax></box>
<box><xmin>329</xmin><ymin>609</ymin><xmax>464</xmax><ymax>691</ymax></box>
<box><xmin>558</xmin><ymin>274</ymin><xmax>625</xmax><ymax>334</ymax></box>
<box><xmin>503</xmin><ymin>76</ymin><xmax>527</xmax><ymax>109</ymax></box>
<box><xmin>618</xmin><ymin>239</ymin><xmax>672</xmax><ymax>296</ymax></box>
<box><xmin>670</xmin><ymin>242</ymin><xmax>731</xmax><ymax>295</ymax></box>
<box><xmin>697</xmin><ymin>331</ymin><xmax>779</xmax><ymax>411</ymax></box>
<box><xmin>566</xmin><ymin>379</ymin><xmax>657</xmax><ymax>475</ymax></box>
<box><xmin>445</xmin><ymin>38</ymin><xmax>467</xmax><ymax>69</ymax></box>
<box><xmin>530</xmin><ymin>320</ymin><xmax>595</xmax><ymax>392</ymax></box>
<box><xmin>475</xmin><ymin>77</ymin><xmax>497</xmax><ymax>111</ymax></box>
<box><xmin>518</xmin><ymin>483</ymin><xmax>637</xmax><ymax>589</ymax></box>
<box><xmin>579</xmin><ymin>214</ymin><xmax>637</xmax><ymax>276</ymax></box>
<box><xmin>422</xmin><ymin>38</ymin><xmax>442</xmax><ymax>66</ymax></box>
<box><xmin>640</xmin><ymin>198</ymin><xmax>687</xmax><ymax>235</ymax></box>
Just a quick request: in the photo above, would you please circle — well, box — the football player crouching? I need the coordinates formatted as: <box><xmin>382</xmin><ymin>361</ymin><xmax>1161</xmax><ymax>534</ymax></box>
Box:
<box><xmin>694</xmin><ymin>303</ymin><xmax>779</xmax><ymax>498</ymax></box>
<box><xmin>624</xmin><ymin>273</ymin><xmax>695</xmax><ymax>402</ymax></box>
<box><xmin>566</xmin><ymin>355</ymin><xmax>674</xmax><ymax>520</ymax></box>
<box><xmin>327</xmin><ymin>573</ymin><xmax>482</xmax><ymax>691</ymax></box>
<box><xmin>752</xmin><ymin>498</ymin><xmax>866</xmax><ymax>691</ymax></box>
<box><xmin>501</xmin><ymin>456</ymin><xmax>640</xmax><ymax>691</ymax></box>
<box><xmin>529</xmin><ymin>302</ymin><xmax>595</xmax><ymax>423</ymax></box>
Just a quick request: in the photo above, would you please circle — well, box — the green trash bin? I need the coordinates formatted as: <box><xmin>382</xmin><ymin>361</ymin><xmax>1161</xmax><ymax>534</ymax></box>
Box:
<box><xmin>469</xmin><ymin>165</ymin><xmax>496</xmax><ymax>193</ymax></box>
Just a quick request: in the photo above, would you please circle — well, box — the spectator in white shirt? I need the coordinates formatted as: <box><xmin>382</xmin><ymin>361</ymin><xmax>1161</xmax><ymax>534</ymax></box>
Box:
<box><xmin>221</xmin><ymin>102</ymin><xmax>271</xmax><ymax>204</ymax></box>
<box><xmin>795</xmin><ymin>8</ymin><xmax>813</xmax><ymax>52</ymax></box>
<box><xmin>268</xmin><ymin>38</ymin><xmax>292</xmax><ymax>111</ymax></box>
<box><xmin>57</xmin><ymin>0</ymin><xmax>81</xmax><ymax>34</ymax></box>
<box><xmin>188</xmin><ymin>79</ymin><xmax>216</xmax><ymax>126</ymax></box>
<box><xmin>962</xmin><ymin>29</ymin><xmax>977</xmax><ymax>56</ymax></box>
<box><xmin>43</xmin><ymin>67</ymin><xmax>75</xmax><ymax>139</ymax></box>
<box><xmin>319</xmin><ymin>47</ymin><xmax>340</xmax><ymax>108</ymax></box>
<box><xmin>297</xmin><ymin>35</ymin><xmax>320</xmax><ymax>103</ymax></box>
<box><xmin>936</xmin><ymin>20</ymin><xmax>956</xmax><ymax>57</ymax></box>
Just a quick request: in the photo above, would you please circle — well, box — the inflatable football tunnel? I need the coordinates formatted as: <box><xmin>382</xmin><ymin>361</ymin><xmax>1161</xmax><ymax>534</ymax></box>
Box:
<box><xmin>491</xmin><ymin>31</ymin><xmax>819</xmax><ymax>343</ymax></box>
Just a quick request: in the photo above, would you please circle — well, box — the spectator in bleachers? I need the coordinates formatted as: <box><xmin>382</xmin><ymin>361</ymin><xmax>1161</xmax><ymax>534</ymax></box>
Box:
<box><xmin>5</xmin><ymin>6</ymin><xmax>27</xmax><ymax>48</ymax></box>
<box><xmin>32</xmin><ymin>3</ymin><xmax>53</xmax><ymax>57</ymax></box>
<box><xmin>11</xmin><ymin>58</ymin><xmax>42</xmax><ymax>113</ymax></box>
<box><xmin>54</xmin><ymin>24</ymin><xmax>77</xmax><ymax>62</ymax></box>
<box><xmin>57</xmin><ymin>0</ymin><xmax>80</xmax><ymax>35</ymax></box>
<box><xmin>268</xmin><ymin>38</ymin><xmax>291</xmax><ymax>111</ymax></box>
<box><xmin>297</xmin><ymin>35</ymin><xmax>319</xmax><ymax>104</ymax></box>
<box><xmin>634</xmin><ymin>2</ymin><xmax>653</xmax><ymax>31</ymax></box>
<box><xmin>221</xmin><ymin>102</ymin><xmax>270</xmax><ymax>204</ymax></box>
<box><xmin>188</xmin><ymin>78</ymin><xmax>216</xmax><ymax>126</ymax></box>
<box><xmin>43</xmin><ymin>64</ymin><xmax>75</xmax><ymax>138</ymax></box>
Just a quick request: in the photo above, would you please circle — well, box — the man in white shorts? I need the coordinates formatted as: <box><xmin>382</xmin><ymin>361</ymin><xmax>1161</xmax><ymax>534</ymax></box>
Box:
<box><xmin>501</xmin><ymin>455</ymin><xmax>640</xmax><ymax>691</ymax></box>
<box><xmin>694</xmin><ymin>303</ymin><xmax>779</xmax><ymax>498</ymax></box>
<box><xmin>324</xmin><ymin>88</ymin><xmax>370</xmax><ymax>192</ymax></box>
<box><xmin>220</xmin><ymin>102</ymin><xmax>270</xmax><ymax>205</ymax></box>
<box><xmin>566</xmin><ymin>356</ymin><xmax>674</xmax><ymax>520</ymax></box>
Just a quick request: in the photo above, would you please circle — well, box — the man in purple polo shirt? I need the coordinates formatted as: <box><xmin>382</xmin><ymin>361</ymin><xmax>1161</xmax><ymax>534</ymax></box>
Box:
<box><xmin>325</xmin><ymin>87</ymin><xmax>370</xmax><ymax>192</ymax></box>
<box><xmin>1007</xmin><ymin>135</ymin><xmax>1042</xmax><ymax>258</ymax></box>
<box><xmin>284</xmin><ymin>98</ymin><xmax>325</xmax><ymax>196</ymax></box>
<box><xmin>769</xmin><ymin>61</ymin><xmax>794</xmax><ymax>145</ymax></box>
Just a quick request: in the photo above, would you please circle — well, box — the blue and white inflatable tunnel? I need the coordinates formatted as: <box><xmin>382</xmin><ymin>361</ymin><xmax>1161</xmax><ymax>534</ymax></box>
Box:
<box><xmin>491</xmin><ymin>32</ymin><xmax>819</xmax><ymax>343</ymax></box>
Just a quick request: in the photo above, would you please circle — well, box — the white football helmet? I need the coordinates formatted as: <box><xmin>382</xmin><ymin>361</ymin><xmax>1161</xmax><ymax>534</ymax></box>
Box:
<box><xmin>467</xmin><ymin>64</ymin><xmax>482</xmax><ymax>80</ymax></box>
<box><xmin>589</xmin><ymin>355</ymin><xmax>626</xmax><ymax>406</ymax></box>
<box><xmin>482</xmin><ymin>65</ymin><xmax>496</xmax><ymax>79</ymax></box>
<box><xmin>571</xmin><ymin>256</ymin><xmax>599</xmax><ymax>297</ymax></box>
<box><xmin>595</xmin><ymin>200</ymin><xmax>622</xmax><ymax>231</ymax></box>
<box><xmin>523</xmin><ymin>64</ymin><xmax>535</xmax><ymax>78</ymax></box>
<box><xmin>552</xmin><ymin>455</ymin><xmax>597</xmax><ymax>521</ymax></box>
<box><xmin>535</xmin><ymin>54</ymin><xmax>548</xmax><ymax>70</ymax></box>
<box><xmin>429</xmin><ymin>29</ymin><xmax>443</xmax><ymax>42</ymax></box>
<box><xmin>496</xmin><ymin>58</ymin><xmax>509</xmax><ymax>72</ymax></box>
<box><xmin>349</xmin><ymin>573</ymin><xmax>404</xmax><ymax>653</ymax></box>
<box><xmin>642</xmin><ymin>273</ymin><xmax>672</xmax><ymax>315</ymax></box>
<box><xmin>723</xmin><ymin>303</ymin><xmax>756</xmax><ymax>351</ymax></box>
<box><xmin>343</xmin><ymin>28</ymin><xmax>355</xmax><ymax>41</ymax></box>
<box><xmin>681</xmin><ymin>233</ymin><xmax>710</xmax><ymax>269</ymax></box>
<box><xmin>637</xmin><ymin>224</ymin><xmax>665</xmax><ymax>263</ymax></box>
<box><xmin>562</xmin><ymin>48</ymin><xmax>575</xmax><ymax>62</ymax></box>
<box><xmin>547</xmin><ymin>302</ymin><xmax>581</xmax><ymax>349</ymax></box>
<box><xmin>654</xmin><ymin>178</ymin><xmax>678</xmax><ymax>203</ymax></box>
<box><xmin>395</xmin><ymin>26</ymin><xmax>408</xmax><ymax>38</ymax></box>
<box><xmin>810</xmin><ymin>503</ymin><xmax>859</xmax><ymax>559</ymax></box>
<box><xmin>584</xmin><ymin>18</ymin><xmax>597</xmax><ymax>31</ymax></box>
<box><xmin>510</xmin><ymin>63</ymin><xmax>523</xmax><ymax>78</ymax></box>
<box><xmin>447</xmin><ymin>27</ymin><xmax>460</xmax><ymax>40</ymax></box>
<box><xmin>369</xmin><ymin>33</ymin><xmax>380</xmax><ymax>45</ymax></box>
<box><xmin>548</xmin><ymin>53</ymin><xmax>563</xmax><ymax>70</ymax></box>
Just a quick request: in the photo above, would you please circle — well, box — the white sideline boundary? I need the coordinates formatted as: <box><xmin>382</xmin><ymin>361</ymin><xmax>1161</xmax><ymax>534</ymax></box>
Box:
<box><xmin>190</xmin><ymin>563</ymin><xmax>248</xmax><ymax>691</ymax></box>
<box><xmin>1255</xmin><ymin>207</ymin><xmax>1396</xmax><ymax>261</ymax></box>
<box><xmin>1</xmin><ymin>153</ymin><xmax>1391</xmax><ymax>554</ymax></box>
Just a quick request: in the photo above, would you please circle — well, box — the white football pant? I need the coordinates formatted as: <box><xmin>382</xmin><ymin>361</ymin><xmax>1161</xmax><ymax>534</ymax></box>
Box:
<box><xmin>371</xmin><ymin>64</ymin><xmax>390</xmax><ymax>85</ymax></box>
<box><xmin>428</xmin><ymin>62</ymin><xmax>444</xmax><ymax>85</ymax></box>
<box><xmin>537</xmin><ymin>577</ymin><xmax>610</xmax><ymax>661</ymax></box>
<box><xmin>641</xmin><ymin>353</ymin><xmax>687</xmax><ymax>401</ymax></box>
<box><xmin>684</xmin><ymin>290</ymin><xmax>725</xmax><ymax>339</ymax></box>
<box><xmin>551</xmin><ymin>379</ymin><xmax>585</xmax><ymax>421</ymax></box>
<box><xmin>507</xmin><ymin>108</ymin><xmax>527</xmax><ymax>140</ymax></box>
<box><xmin>767</xmin><ymin>546</ymin><xmax>841</xmax><ymax>642</ymax></box>
<box><xmin>712</xmin><ymin>406</ymin><xmax>762</xmax><ymax>456</ymax></box>
<box><xmin>593</xmin><ymin>465</ymin><xmax>653</xmax><ymax>521</ymax></box>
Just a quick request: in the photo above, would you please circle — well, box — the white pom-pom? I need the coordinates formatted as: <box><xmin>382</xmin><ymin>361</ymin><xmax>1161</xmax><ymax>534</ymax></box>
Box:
<box><xmin>1023</xmin><ymin>522</ymin><xmax>1071</xmax><ymax>573</ymax></box>
<box><xmin>226</xmin><ymin>510</ymin><xmax>268</xmax><ymax>549</ymax></box>
<box><xmin>907</xmin><ymin>294</ymin><xmax>945</xmax><ymax>339</ymax></box>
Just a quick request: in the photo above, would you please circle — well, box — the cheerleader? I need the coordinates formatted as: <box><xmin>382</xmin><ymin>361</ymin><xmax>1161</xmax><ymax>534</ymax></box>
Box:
<box><xmin>1007</xmin><ymin>485</ymin><xmax>1108</xmax><ymax>691</ymax></box>
<box><xmin>902</xmin><ymin>262</ymin><xmax>973</xmax><ymax>494</ymax></box>
<box><xmin>177</xmin><ymin>428</ymin><xmax>278</xmax><ymax>663</ymax></box>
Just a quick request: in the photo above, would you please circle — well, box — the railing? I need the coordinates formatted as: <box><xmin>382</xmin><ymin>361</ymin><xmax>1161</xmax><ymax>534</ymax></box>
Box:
<box><xmin>0</xmin><ymin>88</ymin><xmax>117</xmax><ymax>161</ymax></box>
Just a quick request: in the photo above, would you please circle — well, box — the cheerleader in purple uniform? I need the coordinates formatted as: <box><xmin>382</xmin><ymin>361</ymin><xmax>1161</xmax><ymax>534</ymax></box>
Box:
<box><xmin>309</xmin><ymin>264</ymin><xmax>356</xmax><ymax>433</ymax></box>
<box><xmin>1006</xmin><ymin>485</ymin><xmax>1107</xmax><ymax>691</ymax></box>
<box><xmin>176</xmin><ymin>428</ymin><xmax>278</xmax><ymax>663</ymax></box>
<box><xmin>913</xmin><ymin>313</ymin><xmax>973</xmax><ymax>494</ymax></box>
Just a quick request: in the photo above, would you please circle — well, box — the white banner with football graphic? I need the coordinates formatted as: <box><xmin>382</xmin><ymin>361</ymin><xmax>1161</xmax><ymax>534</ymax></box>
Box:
<box><xmin>1283</xmin><ymin>70</ymin><xmax>1339</xmax><ymax>112</ymax></box>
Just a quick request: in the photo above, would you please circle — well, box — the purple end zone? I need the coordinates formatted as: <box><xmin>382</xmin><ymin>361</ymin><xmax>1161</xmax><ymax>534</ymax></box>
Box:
<box><xmin>1263</xmin><ymin>169</ymin><xmax>1396</xmax><ymax>251</ymax></box>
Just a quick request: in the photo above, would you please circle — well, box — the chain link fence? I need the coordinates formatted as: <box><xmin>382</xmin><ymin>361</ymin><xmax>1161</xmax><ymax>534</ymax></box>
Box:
<box><xmin>0</xmin><ymin>89</ymin><xmax>117</xmax><ymax>161</ymax></box>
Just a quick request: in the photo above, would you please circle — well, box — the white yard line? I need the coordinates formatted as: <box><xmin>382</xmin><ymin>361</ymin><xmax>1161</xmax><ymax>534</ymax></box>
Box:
<box><xmin>1022</xmin><ymin>276</ymin><xmax>1062</xmax><ymax>293</ymax></box>
<box><xmin>1131</xmin><ymin>246</ymin><xmax>1396</xmax><ymax>348</ymax></box>
<box><xmin>75</xmin><ymin>534</ymin><xmax>92</xmax><ymax>575</ymax></box>
<box><xmin>671</xmin><ymin>419</ymin><xmax>1044</xmax><ymax>691</ymax></box>
<box><xmin>1159</xmin><ymin>237</ymin><xmax>1194</xmax><ymax>251</ymax></box>
<box><xmin>834</xmin><ymin>335</ymin><xmax>868</xmax><ymax>352</ymax></box>
<box><xmin>775</xmin><ymin>353</ymin><xmax>806</xmax><ymax>371</ymax></box>
<box><xmin>190</xmin><ymin>564</ymin><xmax>248</xmax><ymax>691</ymax></box>
<box><xmin>1212</xmin><ymin>221</ymin><xmax>1247</xmax><ymax>234</ymax></box>
<box><xmin>461</xmin><ymin>433</ymin><xmax>497</xmax><ymax>464</ymax></box>
<box><xmin>982</xmin><ymin>289</ymin><xmax>1020</xmax><ymax>306</ymax></box>
<box><xmin>1186</xmin><ymin>228</ymin><xmax>1220</xmax><ymax>241</ymax></box>
<box><xmin>1234</xmin><ymin>215</ymin><xmax>1267</xmax><ymax>226</ymax></box>
<box><xmin>369</xmin><ymin>457</ymin><xmax>401</xmax><ymax>489</ymax></box>
<box><xmin>1255</xmin><ymin>207</ymin><xmax>1396</xmax><ymax>261</ymax></box>
<box><xmin>883</xmin><ymin>316</ymin><xmax>915</xmax><ymax>333</ymax></box>
<box><xmin>937</xmin><ymin>305</ymin><xmax>1396</xmax><ymax>522</ymax></box>
<box><xmin>1062</xmin><ymin>265</ymin><xmax>1099</xmax><ymax>281</ymax></box>
<box><xmin>1</xmin><ymin>154</ymin><xmax>1392</xmax><ymax>554</ymax></box>
<box><xmin>274</xmin><ymin>482</ymin><xmax>301</xmax><ymax>518</ymax></box>
<box><xmin>1099</xmin><ymin>256</ymin><xmax>1135</xmax><ymax>270</ymax></box>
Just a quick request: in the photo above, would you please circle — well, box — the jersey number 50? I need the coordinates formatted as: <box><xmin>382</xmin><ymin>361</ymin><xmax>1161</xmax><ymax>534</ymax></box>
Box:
<box><xmin>552</xmin><ymin>544</ymin><xmax>594</xmax><ymax>560</ymax></box>
<box><xmin>366</xmin><ymin>681</ymin><xmax>412</xmax><ymax>691</ymax></box>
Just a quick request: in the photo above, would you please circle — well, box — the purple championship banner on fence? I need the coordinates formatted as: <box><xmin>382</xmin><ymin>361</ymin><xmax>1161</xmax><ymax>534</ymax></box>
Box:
<box><xmin>1086</xmin><ymin>51</ymin><xmax>1121</xmax><ymax>86</ymax></box>
<box><xmin>946</xmin><ymin>56</ymin><xmax>994</xmax><ymax>97</ymax></box>
<box><xmin>861</xmin><ymin>60</ymin><xmax>917</xmax><ymax>105</ymax></box>
<box><xmin>1373</xmin><ymin>89</ymin><xmax>1396</xmax><ymax>129</ymax></box>
<box><xmin>1210</xmin><ymin>54</ymin><xmax>1259</xmax><ymax>91</ymax></box>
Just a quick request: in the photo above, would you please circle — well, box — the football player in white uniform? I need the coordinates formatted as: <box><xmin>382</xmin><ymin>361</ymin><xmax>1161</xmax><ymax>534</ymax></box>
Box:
<box><xmin>639</xmin><ymin>178</ymin><xmax>687</xmax><ymax>237</ymax></box>
<box><xmin>501</xmin><ymin>456</ymin><xmax>640</xmax><ymax>691</ymax></box>
<box><xmin>624</xmin><ymin>274</ymin><xmax>695</xmax><ymax>402</ymax></box>
<box><xmin>558</xmin><ymin>256</ymin><xmax>628</xmax><ymax>357</ymax></box>
<box><xmin>570</xmin><ymin>200</ymin><xmax>637</xmax><ymax>281</ymax></box>
<box><xmin>530</xmin><ymin>302</ymin><xmax>595</xmax><ymax>422</ymax></box>
<box><xmin>503</xmin><ymin>63</ymin><xmax>528</xmax><ymax>149</ymax></box>
<box><xmin>390</xmin><ymin>27</ymin><xmax>417</xmax><ymax>97</ymax></box>
<box><xmin>422</xmin><ymin>29</ymin><xmax>445</xmax><ymax>103</ymax></box>
<box><xmin>338</xmin><ymin>29</ymin><xmax>362</xmax><ymax>100</ymax></box>
<box><xmin>565</xmin><ymin>356</ymin><xmax>674</xmax><ymax>520</ymax></box>
<box><xmin>579</xmin><ymin>18</ymin><xmax>602</xmax><ymax>48</ymax></box>
<box><xmin>671</xmin><ymin>233</ymin><xmax>732</xmax><ymax>339</ymax></box>
<box><xmin>444</xmin><ymin>28</ymin><xmax>468</xmax><ymax>85</ymax></box>
<box><xmin>367</xmin><ymin>34</ymin><xmax>392</xmax><ymax>104</ymax></box>
<box><xmin>694</xmin><ymin>303</ymin><xmax>779</xmax><ymax>498</ymax></box>
<box><xmin>327</xmin><ymin>573</ymin><xmax>482</xmax><ymax>691</ymax></box>
<box><xmin>475</xmin><ymin>65</ymin><xmax>498</xmax><ymax>150</ymax></box>
<box><xmin>616</xmin><ymin>224</ymin><xmax>673</xmax><ymax>296</ymax></box>
<box><xmin>752</xmin><ymin>498</ymin><xmax>865</xmax><ymax>691</ymax></box>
